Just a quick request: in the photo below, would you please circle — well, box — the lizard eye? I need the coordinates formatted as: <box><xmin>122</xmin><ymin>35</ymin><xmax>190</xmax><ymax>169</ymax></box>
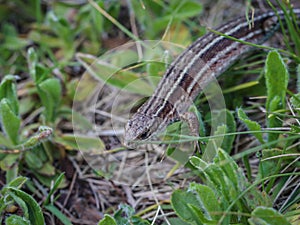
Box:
<box><xmin>138</xmin><ymin>128</ymin><xmax>151</xmax><ymax>140</ymax></box>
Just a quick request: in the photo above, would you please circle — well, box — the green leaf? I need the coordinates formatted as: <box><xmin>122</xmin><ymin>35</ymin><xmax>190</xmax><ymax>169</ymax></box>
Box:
<box><xmin>203</xmin><ymin>124</ymin><xmax>226</xmax><ymax>162</ymax></box>
<box><xmin>44</xmin><ymin>204</ymin><xmax>72</xmax><ymax>225</ymax></box>
<box><xmin>19</xmin><ymin>97</ymin><xmax>36</xmax><ymax>115</ymax></box>
<box><xmin>162</xmin><ymin>217</ymin><xmax>190</xmax><ymax>225</ymax></box>
<box><xmin>98</xmin><ymin>214</ymin><xmax>117</xmax><ymax>225</ymax></box>
<box><xmin>290</xmin><ymin>93</ymin><xmax>300</xmax><ymax>111</ymax></box>
<box><xmin>171</xmin><ymin>1</ymin><xmax>203</xmax><ymax>19</ymax></box>
<box><xmin>265</xmin><ymin>51</ymin><xmax>288</xmax><ymax>109</ymax></box>
<box><xmin>189</xmin><ymin>156</ymin><xmax>207</xmax><ymax>170</ymax></box>
<box><xmin>189</xmin><ymin>183</ymin><xmax>221</xmax><ymax>222</ymax></box>
<box><xmin>43</xmin><ymin>173</ymin><xmax>65</xmax><ymax>206</ymax></box>
<box><xmin>2</xmin><ymin>24</ymin><xmax>29</xmax><ymax>51</ymax></box>
<box><xmin>25</xmin><ymin>150</ymin><xmax>44</xmax><ymax>169</ymax></box>
<box><xmin>237</xmin><ymin>108</ymin><xmax>264</xmax><ymax>144</ymax></box>
<box><xmin>17</xmin><ymin>126</ymin><xmax>53</xmax><ymax>151</ymax></box>
<box><xmin>265</xmin><ymin>51</ymin><xmax>288</xmax><ymax>144</ymax></box>
<box><xmin>267</xmin><ymin>96</ymin><xmax>281</xmax><ymax>143</ymax></box>
<box><xmin>146</xmin><ymin>62</ymin><xmax>165</xmax><ymax>80</ymax></box>
<box><xmin>33</xmin><ymin>172</ymin><xmax>68</xmax><ymax>188</ymax></box>
<box><xmin>9</xmin><ymin>191</ymin><xmax>29</xmax><ymax>218</ymax></box>
<box><xmin>154</xmin><ymin>1</ymin><xmax>202</xmax><ymax>27</ymax></box>
<box><xmin>71</xmin><ymin>110</ymin><xmax>94</xmax><ymax>131</ymax></box>
<box><xmin>248</xmin><ymin>207</ymin><xmax>290</xmax><ymax>225</ymax></box>
<box><xmin>0</xmin><ymin>131</ymin><xmax>14</xmax><ymax>149</ymax></box>
<box><xmin>297</xmin><ymin>64</ymin><xmax>300</xmax><ymax>93</ymax></box>
<box><xmin>216</xmin><ymin>109</ymin><xmax>236</xmax><ymax>153</ymax></box>
<box><xmin>37</xmin><ymin>78</ymin><xmax>62</xmax><ymax>122</ymax></box>
<box><xmin>5</xmin><ymin>215</ymin><xmax>30</xmax><ymax>225</ymax></box>
<box><xmin>27</xmin><ymin>47</ymin><xmax>38</xmax><ymax>81</ymax></box>
<box><xmin>36</xmin><ymin>161</ymin><xmax>56</xmax><ymax>176</ymax></box>
<box><xmin>7</xmin><ymin>176</ymin><xmax>28</xmax><ymax>190</ymax></box>
<box><xmin>131</xmin><ymin>216</ymin><xmax>150</xmax><ymax>225</ymax></box>
<box><xmin>7</xmin><ymin>187</ymin><xmax>45</xmax><ymax>225</ymax></box>
<box><xmin>171</xmin><ymin>189</ymin><xmax>203</xmax><ymax>224</ymax></box>
<box><xmin>0</xmin><ymin>98</ymin><xmax>20</xmax><ymax>145</ymax></box>
<box><xmin>203</xmin><ymin>163</ymin><xmax>232</xmax><ymax>205</ymax></box>
<box><xmin>112</xmin><ymin>204</ymin><xmax>150</xmax><ymax>225</ymax></box>
<box><xmin>54</xmin><ymin>134</ymin><xmax>105</xmax><ymax>152</ymax></box>
<box><xmin>214</xmin><ymin>149</ymin><xmax>241</xmax><ymax>191</ymax></box>
<box><xmin>77</xmin><ymin>53</ymin><xmax>154</xmax><ymax>95</ymax></box>
<box><xmin>0</xmin><ymin>154</ymin><xmax>20</xmax><ymax>171</ymax></box>
<box><xmin>0</xmin><ymin>75</ymin><xmax>19</xmax><ymax>115</ymax></box>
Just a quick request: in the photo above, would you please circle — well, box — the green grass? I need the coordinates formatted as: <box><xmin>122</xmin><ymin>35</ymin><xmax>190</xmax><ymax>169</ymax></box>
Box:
<box><xmin>0</xmin><ymin>0</ymin><xmax>300</xmax><ymax>224</ymax></box>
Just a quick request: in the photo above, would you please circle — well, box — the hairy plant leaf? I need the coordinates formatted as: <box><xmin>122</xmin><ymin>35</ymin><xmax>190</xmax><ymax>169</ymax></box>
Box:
<box><xmin>189</xmin><ymin>155</ymin><xmax>207</xmax><ymax>170</ymax></box>
<box><xmin>98</xmin><ymin>215</ymin><xmax>117</xmax><ymax>225</ymax></box>
<box><xmin>5</xmin><ymin>215</ymin><xmax>30</xmax><ymax>225</ymax></box>
<box><xmin>267</xmin><ymin>96</ymin><xmax>281</xmax><ymax>143</ymax></box>
<box><xmin>24</xmin><ymin>151</ymin><xmax>43</xmax><ymax>170</ymax></box>
<box><xmin>0</xmin><ymin>98</ymin><xmax>20</xmax><ymax>145</ymax></box>
<box><xmin>265</xmin><ymin>51</ymin><xmax>288</xmax><ymax>144</ymax></box>
<box><xmin>7</xmin><ymin>187</ymin><xmax>44</xmax><ymax>225</ymax></box>
<box><xmin>248</xmin><ymin>207</ymin><xmax>290</xmax><ymax>225</ymax></box>
<box><xmin>54</xmin><ymin>134</ymin><xmax>105</xmax><ymax>153</ymax></box>
<box><xmin>238</xmin><ymin>108</ymin><xmax>264</xmax><ymax>144</ymax></box>
<box><xmin>37</xmin><ymin>78</ymin><xmax>61</xmax><ymax>122</ymax></box>
<box><xmin>0</xmin><ymin>132</ymin><xmax>14</xmax><ymax>149</ymax></box>
<box><xmin>171</xmin><ymin>189</ymin><xmax>203</xmax><ymax>224</ymax></box>
<box><xmin>202</xmin><ymin>125</ymin><xmax>226</xmax><ymax>162</ymax></box>
<box><xmin>112</xmin><ymin>204</ymin><xmax>150</xmax><ymax>225</ymax></box>
<box><xmin>290</xmin><ymin>93</ymin><xmax>300</xmax><ymax>111</ymax></box>
<box><xmin>189</xmin><ymin>183</ymin><xmax>221</xmax><ymax>222</ymax></box>
<box><xmin>0</xmin><ymin>75</ymin><xmax>19</xmax><ymax>115</ymax></box>
<box><xmin>265</xmin><ymin>52</ymin><xmax>288</xmax><ymax>108</ymax></box>
<box><xmin>7</xmin><ymin>176</ymin><xmax>28</xmax><ymax>190</ymax></box>
<box><xmin>218</xmin><ymin>109</ymin><xmax>236</xmax><ymax>153</ymax></box>
<box><xmin>27</xmin><ymin>47</ymin><xmax>38</xmax><ymax>81</ymax></box>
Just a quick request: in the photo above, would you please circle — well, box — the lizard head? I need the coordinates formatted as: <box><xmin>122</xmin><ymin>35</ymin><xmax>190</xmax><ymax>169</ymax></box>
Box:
<box><xmin>123</xmin><ymin>113</ymin><xmax>163</xmax><ymax>149</ymax></box>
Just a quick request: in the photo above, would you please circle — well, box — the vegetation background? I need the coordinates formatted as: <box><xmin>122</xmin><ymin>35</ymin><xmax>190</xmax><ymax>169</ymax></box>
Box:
<box><xmin>0</xmin><ymin>0</ymin><xmax>299</xmax><ymax>224</ymax></box>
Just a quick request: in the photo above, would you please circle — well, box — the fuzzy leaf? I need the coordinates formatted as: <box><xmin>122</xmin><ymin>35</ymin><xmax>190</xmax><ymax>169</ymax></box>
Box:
<box><xmin>189</xmin><ymin>155</ymin><xmax>208</xmax><ymax>170</ymax></box>
<box><xmin>267</xmin><ymin>96</ymin><xmax>281</xmax><ymax>143</ymax></box>
<box><xmin>27</xmin><ymin>47</ymin><xmax>38</xmax><ymax>81</ymax></box>
<box><xmin>25</xmin><ymin>151</ymin><xmax>44</xmax><ymax>170</ymax></box>
<box><xmin>189</xmin><ymin>183</ymin><xmax>221</xmax><ymax>222</ymax></box>
<box><xmin>37</xmin><ymin>78</ymin><xmax>61</xmax><ymax>122</ymax></box>
<box><xmin>171</xmin><ymin>189</ymin><xmax>203</xmax><ymax>224</ymax></box>
<box><xmin>7</xmin><ymin>187</ymin><xmax>45</xmax><ymax>225</ymax></box>
<box><xmin>265</xmin><ymin>51</ymin><xmax>288</xmax><ymax>145</ymax></box>
<box><xmin>5</xmin><ymin>215</ymin><xmax>30</xmax><ymax>225</ymax></box>
<box><xmin>0</xmin><ymin>75</ymin><xmax>19</xmax><ymax>115</ymax></box>
<box><xmin>7</xmin><ymin>176</ymin><xmax>28</xmax><ymax>190</ymax></box>
<box><xmin>54</xmin><ymin>134</ymin><xmax>105</xmax><ymax>153</ymax></box>
<box><xmin>265</xmin><ymin>50</ymin><xmax>288</xmax><ymax>110</ymax></box>
<box><xmin>290</xmin><ymin>93</ymin><xmax>300</xmax><ymax>110</ymax></box>
<box><xmin>0</xmin><ymin>98</ymin><xmax>20</xmax><ymax>145</ymax></box>
<box><xmin>248</xmin><ymin>207</ymin><xmax>290</xmax><ymax>225</ymax></box>
<box><xmin>98</xmin><ymin>215</ymin><xmax>117</xmax><ymax>225</ymax></box>
<box><xmin>238</xmin><ymin>108</ymin><xmax>264</xmax><ymax>144</ymax></box>
<box><xmin>217</xmin><ymin>109</ymin><xmax>236</xmax><ymax>153</ymax></box>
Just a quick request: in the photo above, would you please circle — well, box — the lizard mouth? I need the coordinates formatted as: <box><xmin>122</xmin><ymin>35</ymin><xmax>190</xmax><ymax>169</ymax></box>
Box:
<box><xmin>123</xmin><ymin>113</ymin><xmax>164</xmax><ymax>149</ymax></box>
